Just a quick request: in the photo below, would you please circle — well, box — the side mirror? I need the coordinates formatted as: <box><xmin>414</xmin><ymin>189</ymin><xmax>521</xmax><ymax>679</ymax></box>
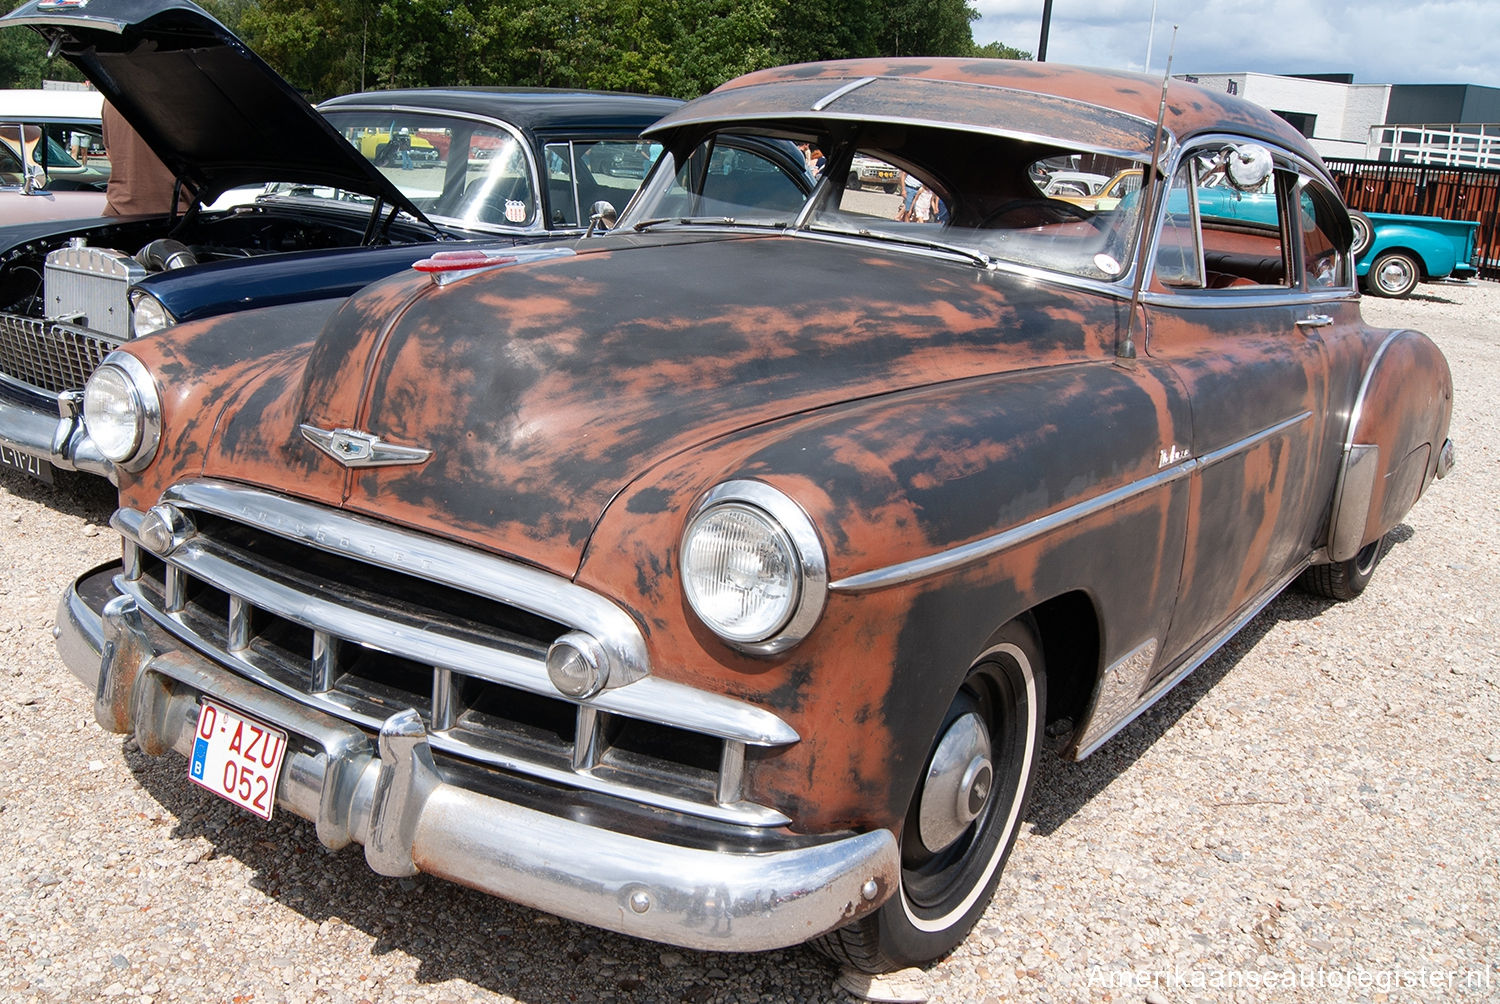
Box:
<box><xmin>586</xmin><ymin>200</ymin><xmax>618</xmax><ymax>237</ymax></box>
<box><xmin>1223</xmin><ymin>144</ymin><xmax>1273</xmax><ymax>192</ymax></box>
<box><xmin>22</xmin><ymin>163</ymin><xmax>47</xmax><ymax>196</ymax></box>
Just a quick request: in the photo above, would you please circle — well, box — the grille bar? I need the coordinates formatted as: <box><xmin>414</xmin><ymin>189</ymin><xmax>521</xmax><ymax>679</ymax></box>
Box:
<box><xmin>0</xmin><ymin>313</ymin><xmax>122</xmax><ymax>396</ymax></box>
<box><xmin>113</xmin><ymin>485</ymin><xmax>797</xmax><ymax>828</ymax></box>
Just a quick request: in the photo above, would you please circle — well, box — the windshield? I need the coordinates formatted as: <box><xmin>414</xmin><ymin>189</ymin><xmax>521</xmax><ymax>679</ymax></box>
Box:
<box><xmin>624</xmin><ymin>126</ymin><xmax>1147</xmax><ymax>282</ymax></box>
<box><xmin>263</xmin><ymin>110</ymin><xmax>650</xmax><ymax>232</ymax></box>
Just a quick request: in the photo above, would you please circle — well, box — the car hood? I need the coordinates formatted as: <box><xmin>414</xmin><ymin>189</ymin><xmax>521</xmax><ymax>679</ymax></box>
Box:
<box><xmin>193</xmin><ymin>233</ymin><xmax>1116</xmax><ymax>576</ymax></box>
<box><xmin>0</xmin><ymin>0</ymin><xmax>425</xmax><ymax>216</ymax></box>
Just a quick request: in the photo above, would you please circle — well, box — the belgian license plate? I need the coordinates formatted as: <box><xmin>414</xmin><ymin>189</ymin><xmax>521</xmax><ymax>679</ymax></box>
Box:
<box><xmin>0</xmin><ymin>444</ymin><xmax>53</xmax><ymax>484</ymax></box>
<box><xmin>189</xmin><ymin>699</ymin><xmax>287</xmax><ymax>820</ymax></box>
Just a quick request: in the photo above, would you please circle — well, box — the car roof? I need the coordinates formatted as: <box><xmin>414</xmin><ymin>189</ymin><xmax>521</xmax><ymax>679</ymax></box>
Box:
<box><xmin>649</xmin><ymin>58</ymin><xmax>1320</xmax><ymax>165</ymax></box>
<box><xmin>318</xmin><ymin>89</ymin><xmax>682</xmax><ymax>135</ymax></box>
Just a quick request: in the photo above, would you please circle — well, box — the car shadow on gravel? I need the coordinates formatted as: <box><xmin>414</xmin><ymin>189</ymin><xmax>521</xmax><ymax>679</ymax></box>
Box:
<box><xmin>1026</xmin><ymin>522</ymin><xmax>1416</xmax><ymax>837</ymax></box>
<box><xmin>0</xmin><ymin>468</ymin><xmax>117</xmax><ymax>524</ymax></box>
<box><xmin>117</xmin><ymin>740</ymin><xmax>837</xmax><ymax>1000</ymax></box>
<box><xmin>104</xmin><ymin>523</ymin><xmax>1417</xmax><ymax>1000</ymax></box>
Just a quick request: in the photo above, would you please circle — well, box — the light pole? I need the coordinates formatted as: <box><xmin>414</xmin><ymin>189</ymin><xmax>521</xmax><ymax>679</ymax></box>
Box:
<box><xmin>1038</xmin><ymin>0</ymin><xmax>1054</xmax><ymax>61</ymax></box>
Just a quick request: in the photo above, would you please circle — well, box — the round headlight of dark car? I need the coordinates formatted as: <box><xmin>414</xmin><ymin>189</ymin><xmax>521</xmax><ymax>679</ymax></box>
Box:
<box><xmin>680</xmin><ymin>481</ymin><xmax>827</xmax><ymax>654</ymax></box>
<box><xmin>82</xmin><ymin>353</ymin><xmax>161</xmax><ymax>471</ymax></box>
<box><xmin>130</xmin><ymin>292</ymin><xmax>176</xmax><ymax>337</ymax></box>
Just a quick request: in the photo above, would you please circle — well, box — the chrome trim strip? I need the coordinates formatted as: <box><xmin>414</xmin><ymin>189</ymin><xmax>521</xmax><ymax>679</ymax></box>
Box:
<box><xmin>1195</xmin><ymin>411</ymin><xmax>1312</xmax><ymax>468</ymax></box>
<box><xmin>831</xmin><ymin>464</ymin><xmax>1193</xmax><ymax>592</ymax></box>
<box><xmin>158</xmin><ymin>480</ymin><xmax>651</xmax><ymax>688</ymax></box>
<box><xmin>831</xmin><ymin>412</ymin><xmax>1312</xmax><ymax>592</ymax></box>
<box><xmin>58</xmin><ymin>586</ymin><xmax>877</xmax><ymax>949</ymax></box>
<box><xmin>812</xmin><ymin>77</ymin><xmax>877</xmax><ymax>111</ymax></box>
<box><xmin>1071</xmin><ymin>560</ymin><xmax>1308</xmax><ymax>760</ymax></box>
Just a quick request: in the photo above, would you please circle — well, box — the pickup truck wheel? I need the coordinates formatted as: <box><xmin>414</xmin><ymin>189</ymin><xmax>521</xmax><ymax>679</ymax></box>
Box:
<box><xmin>814</xmin><ymin>618</ymin><xmax>1046</xmax><ymax>973</ymax></box>
<box><xmin>1349</xmin><ymin>210</ymin><xmax>1374</xmax><ymax>257</ymax></box>
<box><xmin>1364</xmin><ymin>251</ymin><xmax>1420</xmax><ymax>298</ymax></box>
<box><xmin>1299</xmin><ymin>532</ymin><xmax>1387</xmax><ymax>600</ymax></box>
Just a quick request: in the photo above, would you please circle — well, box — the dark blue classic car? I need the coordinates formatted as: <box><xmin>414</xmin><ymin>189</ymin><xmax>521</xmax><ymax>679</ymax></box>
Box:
<box><xmin>0</xmin><ymin>0</ymin><xmax>677</xmax><ymax>484</ymax></box>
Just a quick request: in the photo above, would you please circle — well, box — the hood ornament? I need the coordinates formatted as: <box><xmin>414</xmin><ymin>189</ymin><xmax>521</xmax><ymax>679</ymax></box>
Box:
<box><xmin>300</xmin><ymin>425</ymin><xmax>431</xmax><ymax>468</ymax></box>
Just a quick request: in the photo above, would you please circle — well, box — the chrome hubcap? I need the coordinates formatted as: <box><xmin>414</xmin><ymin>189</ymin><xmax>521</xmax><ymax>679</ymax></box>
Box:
<box><xmin>918</xmin><ymin>712</ymin><xmax>993</xmax><ymax>853</ymax></box>
<box><xmin>1377</xmin><ymin>259</ymin><xmax>1412</xmax><ymax>293</ymax></box>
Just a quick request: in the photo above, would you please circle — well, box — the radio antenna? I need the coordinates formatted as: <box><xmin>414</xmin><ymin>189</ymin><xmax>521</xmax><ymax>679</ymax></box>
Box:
<box><xmin>1119</xmin><ymin>26</ymin><xmax>1177</xmax><ymax>361</ymax></box>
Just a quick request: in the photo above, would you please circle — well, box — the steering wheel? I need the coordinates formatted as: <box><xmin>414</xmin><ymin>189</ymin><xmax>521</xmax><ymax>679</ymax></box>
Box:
<box><xmin>980</xmin><ymin>199</ymin><xmax>1097</xmax><ymax>229</ymax></box>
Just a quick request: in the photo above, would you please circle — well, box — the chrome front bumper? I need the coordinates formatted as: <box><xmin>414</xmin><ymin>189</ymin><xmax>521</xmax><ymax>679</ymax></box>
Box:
<box><xmin>55</xmin><ymin>562</ymin><xmax>898</xmax><ymax>952</ymax></box>
<box><xmin>0</xmin><ymin>387</ymin><xmax>112</xmax><ymax>477</ymax></box>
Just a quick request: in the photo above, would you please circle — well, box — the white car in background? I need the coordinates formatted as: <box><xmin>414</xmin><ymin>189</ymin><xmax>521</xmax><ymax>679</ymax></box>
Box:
<box><xmin>0</xmin><ymin>88</ymin><xmax>109</xmax><ymax>222</ymax></box>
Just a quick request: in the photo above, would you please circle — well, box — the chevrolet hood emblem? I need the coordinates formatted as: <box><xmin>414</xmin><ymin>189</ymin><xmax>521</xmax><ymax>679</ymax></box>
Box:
<box><xmin>299</xmin><ymin>425</ymin><xmax>432</xmax><ymax>468</ymax></box>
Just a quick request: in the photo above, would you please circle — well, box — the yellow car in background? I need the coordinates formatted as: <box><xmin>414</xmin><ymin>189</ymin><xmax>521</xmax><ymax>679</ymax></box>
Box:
<box><xmin>1056</xmin><ymin>167</ymin><xmax>1142</xmax><ymax>210</ymax></box>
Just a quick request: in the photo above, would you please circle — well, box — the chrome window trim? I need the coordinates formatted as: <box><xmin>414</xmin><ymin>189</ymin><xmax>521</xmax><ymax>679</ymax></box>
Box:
<box><xmin>316</xmin><ymin>102</ymin><xmax>547</xmax><ymax>234</ymax></box>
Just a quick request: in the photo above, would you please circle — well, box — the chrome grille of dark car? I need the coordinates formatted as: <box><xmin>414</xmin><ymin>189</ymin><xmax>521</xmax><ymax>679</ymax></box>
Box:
<box><xmin>114</xmin><ymin>482</ymin><xmax>794</xmax><ymax>828</ymax></box>
<box><xmin>0</xmin><ymin>314</ymin><xmax>120</xmax><ymax>396</ymax></box>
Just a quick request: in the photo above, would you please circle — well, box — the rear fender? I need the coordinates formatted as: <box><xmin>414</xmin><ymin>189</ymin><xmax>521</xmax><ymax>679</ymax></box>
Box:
<box><xmin>1326</xmin><ymin>329</ymin><xmax>1453</xmax><ymax>561</ymax></box>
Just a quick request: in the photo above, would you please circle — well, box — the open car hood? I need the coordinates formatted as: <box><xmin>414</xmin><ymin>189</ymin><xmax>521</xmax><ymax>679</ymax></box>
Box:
<box><xmin>0</xmin><ymin>0</ymin><xmax>428</xmax><ymax>218</ymax></box>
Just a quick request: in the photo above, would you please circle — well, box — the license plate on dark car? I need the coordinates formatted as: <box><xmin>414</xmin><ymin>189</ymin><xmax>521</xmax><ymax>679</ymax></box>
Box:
<box><xmin>0</xmin><ymin>445</ymin><xmax>54</xmax><ymax>484</ymax></box>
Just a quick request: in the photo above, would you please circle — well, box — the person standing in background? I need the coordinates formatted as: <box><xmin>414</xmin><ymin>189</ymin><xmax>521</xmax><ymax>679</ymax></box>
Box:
<box><xmin>101</xmin><ymin>100</ymin><xmax>181</xmax><ymax>216</ymax></box>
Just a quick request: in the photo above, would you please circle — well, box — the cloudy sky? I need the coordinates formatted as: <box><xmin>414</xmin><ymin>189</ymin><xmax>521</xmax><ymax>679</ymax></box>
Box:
<box><xmin>972</xmin><ymin>0</ymin><xmax>1500</xmax><ymax>90</ymax></box>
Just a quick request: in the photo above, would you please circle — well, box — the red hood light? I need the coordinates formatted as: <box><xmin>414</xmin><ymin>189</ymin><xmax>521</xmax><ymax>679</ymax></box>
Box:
<box><xmin>413</xmin><ymin>250</ymin><xmax>518</xmax><ymax>273</ymax></box>
<box><xmin>411</xmin><ymin>246</ymin><xmax>578</xmax><ymax>285</ymax></box>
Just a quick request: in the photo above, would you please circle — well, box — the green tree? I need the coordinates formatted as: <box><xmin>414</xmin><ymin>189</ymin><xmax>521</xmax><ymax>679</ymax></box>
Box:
<box><xmin>0</xmin><ymin>27</ymin><xmax>87</xmax><ymax>88</ymax></box>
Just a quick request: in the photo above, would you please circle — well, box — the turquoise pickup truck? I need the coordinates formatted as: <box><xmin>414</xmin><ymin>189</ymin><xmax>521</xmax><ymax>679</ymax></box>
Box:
<box><xmin>1351</xmin><ymin>210</ymin><xmax>1481</xmax><ymax>298</ymax></box>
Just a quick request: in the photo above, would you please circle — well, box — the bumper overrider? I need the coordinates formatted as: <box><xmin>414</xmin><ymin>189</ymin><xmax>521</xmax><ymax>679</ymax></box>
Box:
<box><xmin>56</xmin><ymin>561</ymin><xmax>898</xmax><ymax>951</ymax></box>
<box><xmin>0</xmin><ymin>386</ymin><xmax>112</xmax><ymax>478</ymax></box>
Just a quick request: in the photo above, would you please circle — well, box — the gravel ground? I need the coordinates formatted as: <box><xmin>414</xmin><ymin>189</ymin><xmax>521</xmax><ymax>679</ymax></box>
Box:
<box><xmin>1</xmin><ymin>280</ymin><xmax>1496</xmax><ymax>1004</ymax></box>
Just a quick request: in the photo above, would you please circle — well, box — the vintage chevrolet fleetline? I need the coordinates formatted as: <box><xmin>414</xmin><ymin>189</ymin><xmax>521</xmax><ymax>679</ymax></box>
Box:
<box><xmin>57</xmin><ymin>58</ymin><xmax>1452</xmax><ymax>972</ymax></box>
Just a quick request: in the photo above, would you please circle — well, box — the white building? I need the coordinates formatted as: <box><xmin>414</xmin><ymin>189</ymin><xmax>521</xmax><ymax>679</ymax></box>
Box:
<box><xmin>1176</xmin><ymin>72</ymin><xmax>1500</xmax><ymax>169</ymax></box>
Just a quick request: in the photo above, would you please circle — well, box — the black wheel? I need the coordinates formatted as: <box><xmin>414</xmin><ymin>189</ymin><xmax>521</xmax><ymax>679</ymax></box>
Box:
<box><xmin>1348</xmin><ymin>210</ymin><xmax>1374</xmax><ymax>257</ymax></box>
<box><xmin>1299</xmin><ymin>532</ymin><xmax>1387</xmax><ymax>600</ymax></box>
<box><xmin>814</xmin><ymin>618</ymin><xmax>1046</xmax><ymax>973</ymax></box>
<box><xmin>846</xmin><ymin>171</ymin><xmax>861</xmax><ymax>191</ymax></box>
<box><xmin>1363</xmin><ymin>250</ymin><xmax>1420</xmax><ymax>298</ymax></box>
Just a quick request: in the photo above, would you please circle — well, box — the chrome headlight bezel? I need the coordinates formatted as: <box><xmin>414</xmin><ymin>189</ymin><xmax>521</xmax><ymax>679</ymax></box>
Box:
<box><xmin>82</xmin><ymin>352</ymin><xmax>162</xmax><ymax>472</ymax></box>
<box><xmin>129</xmin><ymin>290</ymin><xmax>176</xmax><ymax>337</ymax></box>
<box><xmin>680</xmin><ymin>480</ymin><xmax>828</xmax><ymax>655</ymax></box>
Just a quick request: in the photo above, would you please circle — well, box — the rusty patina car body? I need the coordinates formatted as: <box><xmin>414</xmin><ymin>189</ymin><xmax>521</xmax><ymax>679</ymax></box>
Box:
<box><xmin>56</xmin><ymin>59</ymin><xmax>1454</xmax><ymax>971</ymax></box>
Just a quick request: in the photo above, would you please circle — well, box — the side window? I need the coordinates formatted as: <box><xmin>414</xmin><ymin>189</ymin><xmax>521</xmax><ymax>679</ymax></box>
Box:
<box><xmin>658</xmin><ymin>138</ymin><xmax>810</xmax><ymax>222</ymax></box>
<box><xmin>1153</xmin><ymin>149</ymin><xmax>1290</xmax><ymax>291</ymax></box>
<box><xmin>543</xmin><ymin>141</ymin><xmax>579</xmax><ymax>226</ymax></box>
<box><xmin>1153</xmin><ymin>161</ymin><xmax>1204</xmax><ymax>288</ymax></box>
<box><xmin>1299</xmin><ymin>181</ymin><xmax>1353</xmax><ymax>290</ymax></box>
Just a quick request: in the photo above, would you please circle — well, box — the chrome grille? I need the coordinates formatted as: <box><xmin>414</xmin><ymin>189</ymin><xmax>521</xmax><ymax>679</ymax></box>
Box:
<box><xmin>115</xmin><ymin>481</ymin><xmax>796</xmax><ymax>828</ymax></box>
<box><xmin>0</xmin><ymin>313</ymin><xmax>120</xmax><ymax>395</ymax></box>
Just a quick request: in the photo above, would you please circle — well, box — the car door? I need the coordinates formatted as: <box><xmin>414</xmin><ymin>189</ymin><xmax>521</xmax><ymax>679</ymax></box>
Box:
<box><xmin>1142</xmin><ymin>146</ymin><xmax>1344</xmax><ymax>675</ymax></box>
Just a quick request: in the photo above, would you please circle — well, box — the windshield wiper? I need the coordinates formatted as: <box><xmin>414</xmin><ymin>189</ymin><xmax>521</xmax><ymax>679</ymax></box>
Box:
<box><xmin>632</xmin><ymin>217</ymin><xmax>795</xmax><ymax>233</ymax></box>
<box><xmin>821</xmin><ymin>226</ymin><xmax>1000</xmax><ymax>270</ymax></box>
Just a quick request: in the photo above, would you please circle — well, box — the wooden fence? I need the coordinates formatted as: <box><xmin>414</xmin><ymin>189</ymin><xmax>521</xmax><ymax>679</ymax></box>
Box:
<box><xmin>1325</xmin><ymin>158</ymin><xmax>1500</xmax><ymax>281</ymax></box>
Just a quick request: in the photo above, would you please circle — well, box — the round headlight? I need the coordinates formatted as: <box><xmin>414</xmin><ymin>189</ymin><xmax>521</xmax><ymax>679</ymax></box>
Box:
<box><xmin>680</xmin><ymin>482</ymin><xmax>828</xmax><ymax>653</ymax></box>
<box><xmin>82</xmin><ymin>354</ymin><xmax>161</xmax><ymax>470</ymax></box>
<box><xmin>130</xmin><ymin>293</ymin><xmax>175</xmax><ymax>337</ymax></box>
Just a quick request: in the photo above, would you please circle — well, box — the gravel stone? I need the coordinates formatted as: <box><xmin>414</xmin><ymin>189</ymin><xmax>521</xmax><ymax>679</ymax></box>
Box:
<box><xmin>2</xmin><ymin>282</ymin><xmax>1497</xmax><ymax>1002</ymax></box>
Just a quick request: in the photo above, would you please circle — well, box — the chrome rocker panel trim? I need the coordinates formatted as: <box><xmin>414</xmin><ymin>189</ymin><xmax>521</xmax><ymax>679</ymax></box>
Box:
<box><xmin>55</xmin><ymin>573</ymin><xmax>899</xmax><ymax>953</ymax></box>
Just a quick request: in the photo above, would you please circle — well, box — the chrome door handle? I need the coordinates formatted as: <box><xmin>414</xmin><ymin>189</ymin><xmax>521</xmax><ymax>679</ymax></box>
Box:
<box><xmin>1296</xmin><ymin>314</ymin><xmax>1333</xmax><ymax>328</ymax></box>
